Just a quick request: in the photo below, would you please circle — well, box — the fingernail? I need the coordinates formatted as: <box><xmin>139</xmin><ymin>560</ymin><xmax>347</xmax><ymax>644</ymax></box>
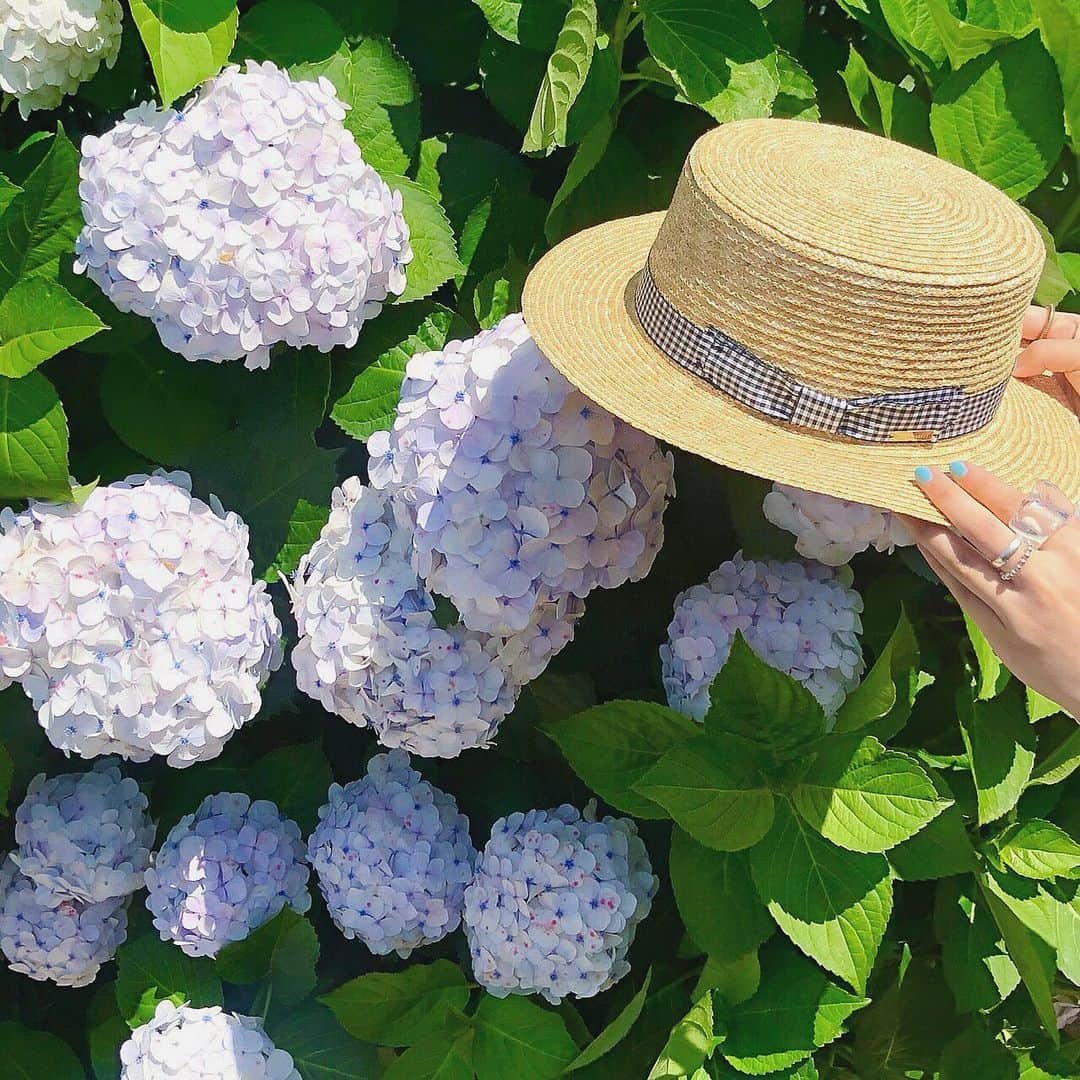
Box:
<box><xmin>914</xmin><ymin>466</ymin><xmax>933</xmax><ymax>484</ymax></box>
<box><xmin>948</xmin><ymin>460</ymin><xmax>968</xmax><ymax>478</ymax></box>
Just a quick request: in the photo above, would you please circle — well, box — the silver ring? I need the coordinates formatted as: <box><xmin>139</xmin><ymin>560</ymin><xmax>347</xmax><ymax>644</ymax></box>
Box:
<box><xmin>1000</xmin><ymin>540</ymin><xmax>1035</xmax><ymax>582</ymax></box>
<box><xmin>991</xmin><ymin>535</ymin><xmax>1024</xmax><ymax>568</ymax></box>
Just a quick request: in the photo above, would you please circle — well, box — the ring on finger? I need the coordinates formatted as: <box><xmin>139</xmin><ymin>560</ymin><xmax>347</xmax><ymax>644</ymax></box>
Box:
<box><xmin>1039</xmin><ymin>304</ymin><xmax>1057</xmax><ymax>340</ymax></box>
<box><xmin>990</xmin><ymin>535</ymin><xmax>1025</xmax><ymax>568</ymax></box>
<box><xmin>1009</xmin><ymin>480</ymin><xmax>1077</xmax><ymax>548</ymax></box>
<box><xmin>1000</xmin><ymin>540</ymin><xmax>1035</xmax><ymax>582</ymax></box>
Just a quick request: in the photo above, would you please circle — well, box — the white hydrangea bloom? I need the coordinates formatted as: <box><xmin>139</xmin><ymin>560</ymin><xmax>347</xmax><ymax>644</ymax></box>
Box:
<box><xmin>464</xmin><ymin>804</ymin><xmax>655</xmax><ymax>1004</ymax></box>
<box><xmin>292</xmin><ymin>315</ymin><xmax>674</xmax><ymax>756</ymax></box>
<box><xmin>0</xmin><ymin>0</ymin><xmax>122</xmax><ymax>117</ymax></box>
<box><xmin>661</xmin><ymin>551</ymin><xmax>865</xmax><ymax>719</ymax></box>
<box><xmin>145</xmin><ymin>792</ymin><xmax>310</xmax><ymax>958</ymax></box>
<box><xmin>0</xmin><ymin>856</ymin><xmax>128</xmax><ymax>987</ymax></box>
<box><xmin>120</xmin><ymin>1001</ymin><xmax>300</xmax><ymax>1080</ymax></box>
<box><xmin>762</xmin><ymin>483</ymin><xmax>913</xmax><ymax>566</ymax></box>
<box><xmin>307</xmin><ymin>749</ymin><xmax>476</xmax><ymax>957</ymax></box>
<box><xmin>0</xmin><ymin>472</ymin><xmax>283</xmax><ymax>767</ymax></box>
<box><xmin>74</xmin><ymin>60</ymin><xmax>412</xmax><ymax>370</ymax></box>
<box><xmin>13</xmin><ymin>759</ymin><xmax>154</xmax><ymax>904</ymax></box>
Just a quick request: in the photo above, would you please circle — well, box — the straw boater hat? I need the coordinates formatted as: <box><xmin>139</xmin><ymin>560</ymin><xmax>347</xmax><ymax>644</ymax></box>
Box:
<box><xmin>522</xmin><ymin>119</ymin><xmax>1080</xmax><ymax>522</ymax></box>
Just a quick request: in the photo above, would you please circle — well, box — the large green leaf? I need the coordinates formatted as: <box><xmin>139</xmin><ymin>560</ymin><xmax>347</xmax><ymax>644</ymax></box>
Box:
<box><xmin>959</xmin><ymin>691</ymin><xmax>1038</xmax><ymax>825</ymax></box>
<box><xmin>1033</xmin><ymin>0</ymin><xmax>1080</xmax><ymax>146</ymax></box>
<box><xmin>234</xmin><ymin>0</ymin><xmax>344</xmax><ymax>67</ymax></box>
<box><xmin>1031</xmin><ymin>726</ymin><xmax>1080</xmax><ymax>786</ymax></box>
<box><xmin>647</xmin><ymin>992</ymin><xmax>721</xmax><ymax>1079</ymax></box>
<box><xmin>383</xmin><ymin>1027</ymin><xmax>475</xmax><ymax>1080</ymax></box>
<box><xmin>928</xmin><ymin>0</ymin><xmax>1035</xmax><ymax>69</ymax></box>
<box><xmin>993</xmin><ymin>819</ymin><xmax>1080</xmax><ymax>880</ymax></box>
<box><xmin>130</xmin><ymin>0</ymin><xmax>238</xmax><ymax>106</ymax></box>
<box><xmin>641</xmin><ymin>0</ymin><xmax>779</xmax><ymax>121</ymax></box>
<box><xmin>390</xmin><ymin>175</ymin><xmax>465</xmax><ymax>304</ymax></box>
<box><xmin>792</xmin><ymin>736</ymin><xmax>951</xmax><ymax>854</ymax></box>
<box><xmin>541</xmin><ymin>699</ymin><xmax>698</xmax><ymax>819</ymax></box>
<box><xmin>248</xmin><ymin>741</ymin><xmax>332</xmax><ymax>833</ymax></box>
<box><xmin>0</xmin><ymin>280</ymin><xmax>105</xmax><ymax>378</ymax></box>
<box><xmin>939</xmin><ymin>1022</ymin><xmax>1017</xmax><ymax>1080</ymax></box>
<box><xmin>0</xmin><ymin>372</ymin><xmax>71</xmax><ymax>501</ymax></box>
<box><xmin>669</xmin><ymin>827</ymin><xmax>774</xmax><ymax>963</ymax></box>
<box><xmin>87</xmin><ymin>984</ymin><xmax>129</xmax><ymax>1080</ymax></box>
<box><xmin>888</xmin><ymin>802</ymin><xmax>978</xmax><ymax>880</ymax></box>
<box><xmin>749</xmin><ymin>800</ymin><xmax>894</xmax><ymax>993</ymax></box>
<box><xmin>719</xmin><ymin>940</ymin><xmax>868</xmax><ymax>1075</ymax></box>
<box><xmin>320</xmin><ymin>960</ymin><xmax>471</xmax><ymax>1047</ymax></box>
<box><xmin>522</xmin><ymin>0</ymin><xmax>597</xmax><ymax>153</ymax></box>
<box><xmin>567</xmin><ymin>972</ymin><xmax>652</xmax><ymax>1072</ymax></box>
<box><xmin>3</xmin><ymin>1022</ymin><xmax>83</xmax><ymax>1080</ymax></box>
<box><xmin>879</xmin><ymin>0</ymin><xmax>949</xmax><ymax>73</ymax></box>
<box><xmin>115</xmin><ymin>932</ymin><xmax>223</xmax><ymax>1027</ymax></box>
<box><xmin>840</xmin><ymin>45</ymin><xmax>931</xmax><ymax>148</ymax></box>
<box><xmin>930</xmin><ymin>34</ymin><xmax>1065</xmax><ymax>199</ymax></box>
<box><xmin>696</xmin><ymin>950</ymin><xmax>760</xmax><ymax>1007</ymax></box>
<box><xmin>267</xmin><ymin>1001</ymin><xmax>378</xmax><ymax>1080</ymax></box>
<box><xmin>215</xmin><ymin>908</ymin><xmax>319</xmax><ymax>1004</ymax></box>
<box><xmin>635</xmin><ymin>734</ymin><xmax>775</xmax><ymax>852</ymax></box>
<box><xmin>144</xmin><ymin>0</ymin><xmax>237</xmax><ymax>32</ymax></box>
<box><xmin>472</xmin><ymin>994</ymin><xmax>577</xmax><ymax>1080</ymax></box>
<box><xmin>471</xmin><ymin>0</ymin><xmax>568</xmax><ymax>48</ymax></box>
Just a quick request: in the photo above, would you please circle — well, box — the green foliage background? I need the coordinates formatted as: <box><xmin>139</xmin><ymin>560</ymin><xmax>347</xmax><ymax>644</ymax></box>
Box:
<box><xmin>1</xmin><ymin>0</ymin><xmax>1079</xmax><ymax>1077</ymax></box>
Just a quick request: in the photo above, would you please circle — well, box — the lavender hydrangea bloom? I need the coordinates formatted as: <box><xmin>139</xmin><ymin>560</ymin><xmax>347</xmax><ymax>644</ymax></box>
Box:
<box><xmin>13</xmin><ymin>759</ymin><xmax>154</xmax><ymax>904</ymax></box>
<box><xmin>74</xmin><ymin>60</ymin><xmax>412</xmax><ymax>370</ymax></box>
<box><xmin>0</xmin><ymin>856</ymin><xmax>128</xmax><ymax>987</ymax></box>
<box><xmin>145</xmin><ymin>793</ymin><xmax>310</xmax><ymax>958</ymax></box>
<box><xmin>291</xmin><ymin>315</ymin><xmax>674</xmax><ymax>756</ymax></box>
<box><xmin>119</xmin><ymin>1001</ymin><xmax>300</xmax><ymax>1080</ymax></box>
<box><xmin>661</xmin><ymin>552</ymin><xmax>865</xmax><ymax>719</ymax></box>
<box><xmin>0</xmin><ymin>0</ymin><xmax>122</xmax><ymax>117</ymax></box>
<box><xmin>763</xmin><ymin>483</ymin><xmax>913</xmax><ymax>566</ymax></box>
<box><xmin>0</xmin><ymin>471</ymin><xmax>283</xmax><ymax>767</ymax></box>
<box><xmin>464</xmin><ymin>804</ymin><xmax>656</xmax><ymax>1004</ymax></box>
<box><xmin>308</xmin><ymin>750</ymin><xmax>476</xmax><ymax>956</ymax></box>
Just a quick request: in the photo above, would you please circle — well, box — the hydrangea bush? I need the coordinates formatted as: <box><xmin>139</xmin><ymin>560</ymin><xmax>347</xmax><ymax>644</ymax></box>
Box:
<box><xmin>0</xmin><ymin>0</ymin><xmax>1078</xmax><ymax>1077</ymax></box>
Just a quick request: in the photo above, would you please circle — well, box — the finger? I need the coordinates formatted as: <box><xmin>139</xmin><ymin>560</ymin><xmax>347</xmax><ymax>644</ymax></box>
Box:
<box><xmin>1014</xmin><ymin>338</ymin><xmax>1080</xmax><ymax>378</ymax></box>
<box><xmin>917</xmin><ymin>541</ymin><xmax>1007</xmax><ymax>634</ymax></box>
<box><xmin>938</xmin><ymin>461</ymin><xmax>1023</xmax><ymax>522</ymax></box>
<box><xmin>907</xmin><ymin>519</ymin><xmax>1017</xmax><ymax>608</ymax></box>
<box><xmin>913</xmin><ymin>466</ymin><xmax>1016</xmax><ymax>561</ymax></box>
<box><xmin>1021</xmin><ymin>306</ymin><xmax>1080</xmax><ymax>342</ymax></box>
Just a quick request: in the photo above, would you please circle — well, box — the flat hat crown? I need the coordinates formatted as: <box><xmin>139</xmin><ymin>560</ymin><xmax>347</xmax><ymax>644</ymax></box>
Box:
<box><xmin>646</xmin><ymin>120</ymin><xmax>1045</xmax><ymax>397</ymax></box>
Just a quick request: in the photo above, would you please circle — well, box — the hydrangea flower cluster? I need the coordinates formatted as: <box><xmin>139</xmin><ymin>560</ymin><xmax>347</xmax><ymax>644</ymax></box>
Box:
<box><xmin>662</xmin><ymin>552</ymin><xmax>865</xmax><ymax>718</ymax></box>
<box><xmin>145</xmin><ymin>792</ymin><xmax>310</xmax><ymax>957</ymax></box>
<box><xmin>0</xmin><ymin>471</ymin><xmax>283</xmax><ymax>766</ymax></box>
<box><xmin>119</xmin><ymin>1001</ymin><xmax>300</xmax><ymax>1080</ymax></box>
<box><xmin>307</xmin><ymin>750</ymin><xmax>476</xmax><ymax>956</ymax></box>
<box><xmin>13</xmin><ymin>759</ymin><xmax>154</xmax><ymax>904</ymax></box>
<box><xmin>0</xmin><ymin>0</ymin><xmax>122</xmax><ymax>117</ymax></box>
<box><xmin>0</xmin><ymin>855</ymin><xmax>128</xmax><ymax>987</ymax></box>
<box><xmin>292</xmin><ymin>315</ymin><xmax>674</xmax><ymax>755</ymax></box>
<box><xmin>74</xmin><ymin>60</ymin><xmax>412</xmax><ymax>369</ymax></box>
<box><xmin>464</xmin><ymin>804</ymin><xmax>656</xmax><ymax>1004</ymax></box>
<box><xmin>763</xmin><ymin>483</ymin><xmax>912</xmax><ymax>566</ymax></box>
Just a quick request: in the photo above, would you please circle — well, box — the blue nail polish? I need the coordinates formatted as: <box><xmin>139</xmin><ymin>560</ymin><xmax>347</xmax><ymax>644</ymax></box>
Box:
<box><xmin>948</xmin><ymin>461</ymin><xmax>968</xmax><ymax>478</ymax></box>
<box><xmin>914</xmin><ymin>466</ymin><xmax>933</xmax><ymax>484</ymax></box>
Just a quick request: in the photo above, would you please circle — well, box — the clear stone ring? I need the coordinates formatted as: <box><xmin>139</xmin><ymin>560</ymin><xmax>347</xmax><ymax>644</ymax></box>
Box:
<box><xmin>1009</xmin><ymin>480</ymin><xmax>1077</xmax><ymax>548</ymax></box>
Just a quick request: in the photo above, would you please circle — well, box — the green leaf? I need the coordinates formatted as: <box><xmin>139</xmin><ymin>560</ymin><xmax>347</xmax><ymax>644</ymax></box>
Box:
<box><xmin>705</xmin><ymin>633</ymin><xmax>827</xmax><ymax>758</ymax></box>
<box><xmin>144</xmin><ymin>0</ymin><xmax>237</xmax><ymax>32</ymax></box>
<box><xmin>930</xmin><ymin>34</ymin><xmax>1065</xmax><ymax>199</ymax></box>
<box><xmin>1031</xmin><ymin>726</ymin><xmax>1080</xmax><ymax>786</ymax></box>
<box><xmin>522</xmin><ymin>0</ymin><xmax>597</xmax><ymax>153</ymax></box>
<box><xmin>1028</xmin><ymin>687</ymin><xmax>1064</xmax><ymax>723</ymax></box>
<box><xmin>87</xmin><ymin>984</ymin><xmax>128</xmax><ymax>1080</ymax></box>
<box><xmin>965</xmin><ymin>615</ymin><xmax>1010</xmax><ymax>700</ymax></box>
<box><xmin>879</xmin><ymin>0</ymin><xmax>949</xmax><ymax>73</ymax></box>
<box><xmin>0</xmin><ymin>280</ymin><xmax>105</xmax><ymax>378</ymax></box>
<box><xmin>749</xmin><ymin>800</ymin><xmax>894</xmax><ymax>993</ymax></box>
<box><xmin>115</xmin><ymin>932</ymin><xmax>223</xmax><ymax>1027</ymax></box>
<box><xmin>234</xmin><ymin>0</ymin><xmax>344</xmax><ymax>67</ymax></box>
<box><xmin>935</xmin><ymin>876</ymin><xmax>1020</xmax><ymax>1014</ymax></box>
<box><xmin>384</xmin><ymin>1027</ymin><xmax>475</xmax><ymax>1080</ymax></box>
<box><xmin>772</xmin><ymin>50</ymin><xmax>820</xmax><ymax>122</ymax></box>
<box><xmin>267</xmin><ymin>1001</ymin><xmax>378</xmax><ymax>1080</ymax></box>
<box><xmin>331</xmin><ymin>303</ymin><xmax>465</xmax><ymax>440</ymax></box>
<box><xmin>130</xmin><ymin>0</ymin><xmax>238</xmax><ymax>106</ymax></box>
<box><xmin>266</xmin><ymin>498</ymin><xmax>330</xmax><ymax>581</ymax></box>
<box><xmin>1028</xmin><ymin>210</ymin><xmax>1073</xmax><ymax>308</ymax></box>
<box><xmin>0</xmin><ymin>127</ymin><xmax>80</xmax><ymax>292</ymax></box>
<box><xmin>345</xmin><ymin>39</ymin><xmax>420</xmax><ymax>176</ymax></box>
<box><xmin>840</xmin><ymin>45</ymin><xmax>931</xmax><ymax>148</ymax></box>
<box><xmin>647</xmin><ymin>993</ymin><xmax>720</xmax><ymax>1079</ymax></box>
<box><xmin>928</xmin><ymin>0</ymin><xmax>1035</xmax><ymax>69</ymax></box>
<box><xmin>3</xmin><ymin>1022</ymin><xmax>83</xmax><ymax>1080</ymax></box>
<box><xmin>0</xmin><ymin>372</ymin><xmax>71</xmax><ymax>501</ymax></box>
<box><xmin>472</xmin><ymin>0</ymin><xmax>568</xmax><ymax>48</ymax></box>
<box><xmin>320</xmin><ymin>960</ymin><xmax>471</xmax><ymax>1047</ymax></box>
<box><xmin>472</xmin><ymin>994</ymin><xmax>577</xmax><ymax>1080</ymax></box>
<box><xmin>567</xmin><ymin>972</ymin><xmax>652</xmax><ymax>1072</ymax></box>
<box><xmin>635</xmin><ymin>735</ymin><xmax>775</xmax><ymax>852</ymax></box>
<box><xmin>541</xmin><ymin>699</ymin><xmax>698</xmax><ymax>819</ymax></box>
<box><xmin>248</xmin><ymin>742</ymin><xmax>332</xmax><ymax>833</ymax></box>
<box><xmin>546</xmin><ymin>113</ymin><xmax>615</xmax><ymax>241</ymax></box>
<box><xmin>640</xmin><ymin>0</ymin><xmax>779</xmax><ymax>122</ymax></box>
<box><xmin>939</xmin><ymin>1022</ymin><xmax>1017</xmax><ymax>1080</ymax></box>
<box><xmin>959</xmin><ymin>691</ymin><xmax>1038</xmax><ymax>825</ymax></box>
<box><xmin>792</xmin><ymin>736</ymin><xmax>951</xmax><ymax>854</ymax></box>
<box><xmin>695</xmin><ymin>950</ymin><xmax>760</xmax><ymax>1007</ymax></box>
<box><xmin>994</xmin><ymin>819</ymin><xmax>1080</xmax><ymax>880</ymax></box>
<box><xmin>391</xmin><ymin>175</ymin><xmax>464</xmax><ymax>304</ymax></box>
<box><xmin>720</xmin><ymin>940</ymin><xmax>868</xmax><ymax>1075</ymax></box>
<box><xmin>670</xmin><ymin>827</ymin><xmax>774</xmax><ymax>963</ymax></box>
<box><xmin>216</xmin><ymin>908</ymin><xmax>319</xmax><ymax>1004</ymax></box>
<box><xmin>888</xmin><ymin>802</ymin><xmax>978</xmax><ymax>880</ymax></box>
<box><xmin>0</xmin><ymin>173</ymin><xmax>22</xmax><ymax>218</ymax></box>
<box><xmin>1033</xmin><ymin>0</ymin><xmax>1080</xmax><ymax>147</ymax></box>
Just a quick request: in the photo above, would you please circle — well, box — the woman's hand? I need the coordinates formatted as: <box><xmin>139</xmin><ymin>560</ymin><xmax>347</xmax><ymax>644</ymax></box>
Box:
<box><xmin>1016</xmin><ymin>305</ymin><xmax>1080</xmax><ymax>410</ymax></box>
<box><xmin>903</xmin><ymin>462</ymin><xmax>1080</xmax><ymax>719</ymax></box>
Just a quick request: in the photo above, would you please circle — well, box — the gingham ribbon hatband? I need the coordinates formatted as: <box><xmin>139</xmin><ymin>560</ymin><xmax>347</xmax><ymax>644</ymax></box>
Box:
<box><xmin>633</xmin><ymin>264</ymin><xmax>1009</xmax><ymax>444</ymax></box>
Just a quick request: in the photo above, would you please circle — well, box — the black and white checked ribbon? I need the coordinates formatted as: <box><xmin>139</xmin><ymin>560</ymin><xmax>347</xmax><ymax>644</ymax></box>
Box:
<box><xmin>634</xmin><ymin>264</ymin><xmax>1008</xmax><ymax>444</ymax></box>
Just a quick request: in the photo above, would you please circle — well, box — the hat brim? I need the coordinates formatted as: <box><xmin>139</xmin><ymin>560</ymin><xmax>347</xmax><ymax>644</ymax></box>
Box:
<box><xmin>522</xmin><ymin>212</ymin><xmax>1080</xmax><ymax>524</ymax></box>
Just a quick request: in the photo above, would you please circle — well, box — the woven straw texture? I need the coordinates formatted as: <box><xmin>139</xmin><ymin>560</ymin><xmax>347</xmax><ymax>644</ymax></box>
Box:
<box><xmin>523</xmin><ymin>120</ymin><xmax>1080</xmax><ymax>522</ymax></box>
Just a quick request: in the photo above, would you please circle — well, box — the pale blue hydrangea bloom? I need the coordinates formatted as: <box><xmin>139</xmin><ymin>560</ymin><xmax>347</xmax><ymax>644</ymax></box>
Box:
<box><xmin>308</xmin><ymin>750</ymin><xmax>476</xmax><ymax>956</ymax></box>
<box><xmin>14</xmin><ymin>759</ymin><xmax>154</xmax><ymax>904</ymax></box>
<box><xmin>145</xmin><ymin>792</ymin><xmax>310</xmax><ymax>957</ymax></box>
<box><xmin>0</xmin><ymin>855</ymin><xmax>128</xmax><ymax>987</ymax></box>
<box><xmin>464</xmin><ymin>804</ymin><xmax>656</xmax><ymax>1004</ymax></box>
